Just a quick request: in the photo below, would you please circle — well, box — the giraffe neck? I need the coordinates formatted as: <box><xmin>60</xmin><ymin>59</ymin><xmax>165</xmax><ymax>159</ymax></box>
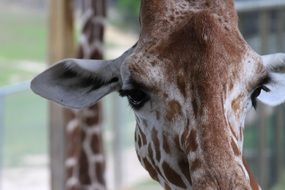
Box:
<box><xmin>65</xmin><ymin>0</ymin><xmax>107</xmax><ymax>189</ymax></box>
<box><xmin>65</xmin><ymin>106</ymin><xmax>106</xmax><ymax>190</ymax></box>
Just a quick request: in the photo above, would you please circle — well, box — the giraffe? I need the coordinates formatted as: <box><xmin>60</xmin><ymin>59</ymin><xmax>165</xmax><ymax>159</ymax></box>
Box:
<box><xmin>32</xmin><ymin>0</ymin><xmax>285</xmax><ymax>189</ymax></box>
<box><xmin>64</xmin><ymin>0</ymin><xmax>107</xmax><ymax>190</ymax></box>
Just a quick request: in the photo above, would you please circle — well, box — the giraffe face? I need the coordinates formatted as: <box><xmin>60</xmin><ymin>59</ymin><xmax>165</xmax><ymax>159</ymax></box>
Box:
<box><xmin>120</xmin><ymin>46</ymin><xmax>285</xmax><ymax>190</ymax></box>
<box><xmin>31</xmin><ymin>34</ymin><xmax>285</xmax><ymax>190</ymax></box>
<box><xmin>31</xmin><ymin>0</ymin><xmax>285</xmax><ymax>189</ymax></box>
<box><xmin>117</xmin><ymin>24</ymin><xmax>268</xmax><ymax>188</ymax></box>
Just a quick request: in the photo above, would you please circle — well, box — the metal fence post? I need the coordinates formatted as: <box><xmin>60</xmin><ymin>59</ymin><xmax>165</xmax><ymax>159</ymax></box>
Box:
<box><xmin>112</xmin><ymin>94</ymin><xmax>123</xmax><ymax>189</ymax></box>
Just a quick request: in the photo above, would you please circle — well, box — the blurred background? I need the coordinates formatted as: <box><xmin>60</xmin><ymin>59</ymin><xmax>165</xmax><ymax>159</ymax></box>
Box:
<box><xmin>0</xmin><ymin>0</ymin><xmax>285</xmax><ymax>190</ymax></box>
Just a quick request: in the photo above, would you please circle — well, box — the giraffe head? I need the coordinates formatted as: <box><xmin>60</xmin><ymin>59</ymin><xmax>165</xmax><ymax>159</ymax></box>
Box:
<box><xmin>32</xmin><ymin>0</ymin><xmax>285</xmax><ymax>189</ymax></box>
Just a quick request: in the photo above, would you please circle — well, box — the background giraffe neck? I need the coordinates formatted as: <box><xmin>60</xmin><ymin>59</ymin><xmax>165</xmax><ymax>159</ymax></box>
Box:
<box><xmin>65</xmin><ymin>0</ymin><xmax>107</xmax><ymax>189</ymax></box>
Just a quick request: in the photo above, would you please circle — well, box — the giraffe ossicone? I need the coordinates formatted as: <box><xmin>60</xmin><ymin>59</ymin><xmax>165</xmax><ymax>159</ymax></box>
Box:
<box><xmin>32</xmin><ymin>0</ymin><xmax>285</xmax><ymax>189</ymax></box>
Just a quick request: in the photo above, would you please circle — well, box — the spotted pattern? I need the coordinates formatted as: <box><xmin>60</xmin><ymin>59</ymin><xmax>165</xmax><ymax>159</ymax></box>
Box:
<box><xmin>129</xmin><ymin>0</ymin><xmax>264</xmax><ymax>189</ymax></box>
<box><xmin>65</xmin><ymin>1</ymin><xmax>107</xmax><ymax>190</ymax></box>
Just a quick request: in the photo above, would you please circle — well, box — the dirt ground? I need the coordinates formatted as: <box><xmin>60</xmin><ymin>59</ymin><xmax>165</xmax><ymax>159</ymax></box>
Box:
<box><xmin>1</xmin><ymin>148</ymin><xmax>160</xmax><ymax>190</ymax></box>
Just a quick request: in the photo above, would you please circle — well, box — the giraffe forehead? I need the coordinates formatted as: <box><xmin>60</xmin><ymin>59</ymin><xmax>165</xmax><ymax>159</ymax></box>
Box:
<box><xmin>139</xmin><ymin>0</ymin><xmax>238</xmax><ymax>39</ymax></box>
<box><xmin>131</xmin><ymin>18</ymin><xmax>246</xmax><ymax>84</ymax></box>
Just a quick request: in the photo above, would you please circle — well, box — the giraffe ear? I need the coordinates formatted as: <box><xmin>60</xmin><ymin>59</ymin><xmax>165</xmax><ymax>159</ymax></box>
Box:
<box><xmin>31</xmin><ymin>58</ymin><xmax>121</xmax><ymax>109</ymax></box>
<box><xmin>257</xmin><ymin>53</ymin><xmax>285</xmax><ymax>106</ymax></box>
<box><xmin>31</xmin><ymin>47</ymin><xmax>134</xmax><ymax>109</ymax></box>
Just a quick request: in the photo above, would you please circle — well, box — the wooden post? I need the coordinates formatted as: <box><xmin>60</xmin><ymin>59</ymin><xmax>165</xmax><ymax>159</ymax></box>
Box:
<box><xmin>48</xmin><ymin>0</ymin><xmax>74</xmax><ymax>190</ymax></box>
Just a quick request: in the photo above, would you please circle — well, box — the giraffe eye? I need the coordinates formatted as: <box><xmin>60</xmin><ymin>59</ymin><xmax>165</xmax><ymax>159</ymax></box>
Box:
<box><xmin>251</xmin><ymin>75</ymin><xmax>271</xmax><ymax>108</ymax></box>
<box><xmin>119</xmin><ymin>89</ymin><xmax>149</xmax><ymax>109</ymax></box>
<box><xmin>251</xmin><ymin>85</ymin><xmax>270</xmax><ymax>108</ymax></box>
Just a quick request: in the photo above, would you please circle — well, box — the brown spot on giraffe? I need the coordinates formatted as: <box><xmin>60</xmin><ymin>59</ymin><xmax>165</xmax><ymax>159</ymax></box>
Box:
<box><xmin>137</xmin><ymin>134</ymin><xmax>142</xmax><ymax>148</ymax></box>
<box><xmin>91</xmin><ymin>133</ymin><xmax>102</xmax><ymax>154</ymax></box>
<box><xmin>95</xmin><ymin>162</ymin><xmax>105</xmax><ymax>185</ymax></box>
<box><xmin>148</xmin><ymin>144</ymin><xmax>154</xmax><ymax>160</ymax></box>
<box><xmin>190</xmin><ymin>159</ymin><xmax>202</xmax><ymax>172</ymax></box>
<box><xmin>79</xmin><ymin>149</ymin><xmax>91</xmax><ymax>184</ymax></box>
<box><xmin>178</xmin><ymin>158</ymin><xmax>192</xmax><ymax>185</ymax></box>
<box><xmin>162</xmin><ymin>161</ymin><xmax>187</xmax><ymax>188</ymax></box>
<box><xmin>163</xmin><ymin>134</ymin><xmax>171</xmax><ymax>154</ymax></box>
<box><xmin>147</xmin><ymin>144</ymin><xmax>164</xmax><ymax>178</ymax></box>
<box><xmin>229</xmin><ymin>80</ymin><xmax>234</xmax><ymax>91</ymax></box>
<box><xmin>174</xmin><ymin>135</ymin><xmax>183</xmax><ymax>152</ymax></box>
<box><xmin>205</xmin><ymin>1</ymin><xmax>211</xmax><ymax>7</ymax></box>
<box><xmin>138</xmin><ymin>126</ymin><xmax>147</xmax><ymax>146</ymax></box>
<box><xmin>134</xmin><ymin>131</ymin><xmax>137</xmax><ymax>142</ymax></box>
<box><xmin>187</xmin><ymin>129</ymin><xmax>199</xmax><ymax>153</ymax></box>
<box><xmin>152</xmin><ymin>128</ymin><xmax>161</xmax><ymax>161</ymax></box>
<box><xmin>143</xmin><ymin>158</ymin><xmax>159</xmax><ymax>181</ymax></box>
<box><xmin>165</xmin><ymin>100</ymin><xmax>182</xmax><ymax>121</ymax></box>
<box><xmin>67</xmin><ymin>126</ymin><xmax>81</xmax><ymax>157</ymax></box>
<box><xmin>82</xmin><ymin>104</ymin><xmax>101</xmax><ymax>126</ymax></box>
<box><xmin>232</xmin><ymin>94</ymin><xmax>243</xmax><ymax>112</ymax></box>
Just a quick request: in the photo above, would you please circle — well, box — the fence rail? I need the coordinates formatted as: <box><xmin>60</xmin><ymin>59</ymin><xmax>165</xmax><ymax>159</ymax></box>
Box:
<box><xmin>0</xmin><ymin>81</ymin><xmax>31</xmax><ymax>190</ymax></box>
<box><xmin>236</xmin><ymin>0</ymin><xmax>285</xmax><ymax>13</ymax></box>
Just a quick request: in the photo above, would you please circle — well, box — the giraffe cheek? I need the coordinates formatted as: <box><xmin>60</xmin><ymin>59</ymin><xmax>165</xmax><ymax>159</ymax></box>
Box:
<box><xmin>181</xmin><ymin>128</ymin><xmax>199</xmax><ymax>154</ymax></box>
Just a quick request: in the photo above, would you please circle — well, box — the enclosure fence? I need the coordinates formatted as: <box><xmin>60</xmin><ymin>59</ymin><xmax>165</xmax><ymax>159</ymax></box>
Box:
<box><xmin>0</xmin><ymin>81</ymin><xmax>31</xmax><ymax>190</ymax></box>
<box><xmin>237</xmin><ymin>1</ymin><xmax>285</xmax><ymax>189</ymax></box>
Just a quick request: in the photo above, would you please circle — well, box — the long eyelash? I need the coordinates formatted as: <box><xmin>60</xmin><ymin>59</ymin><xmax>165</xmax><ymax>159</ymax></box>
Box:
<box><xmin>118</xmin><ymin>89</ymin><xmax>149</xmax><ymax>110</ymax></box>
<box><xmin>251</xmin><ymin>91</ymin><xmax>259</xmax><ymax>109</ymax></box>
<box><xmin>261</xmin><ymin>85</ymin><xmax>270</xmax><ymax>92</ymax></box>
<box><xmin>251</xmin><ymin>75</ymin><xmax>272</xmax><ymax>109</ymax></box>
<box><xmin>251</xmin><ymin>85</ymin><xmax>271</xmax><ymax>109</ymax></box>
<box><xmin>118</xmin><ymin>90</ymin><xmax>137</xmax><ymax>109</ymax></box>
<box><xmin>119</xmin><ymin>89</ymin><xmax>130</xmax><ymax>97</ymax></box>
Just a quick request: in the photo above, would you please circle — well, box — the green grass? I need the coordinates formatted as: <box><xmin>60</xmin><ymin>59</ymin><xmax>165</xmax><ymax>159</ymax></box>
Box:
<box><xmin>0</xmin><ymin>5</ymin><xmax>48</xmax><ymax>167</ymax></box>
<box><xmin>3</xmin><ymin>91</ymin><xmax>48</xmax><ymax>167</ymax></box>
<box><xmin>0</xmin><ymin>6</ymin><xmax>47</xmax><ymax>86</ymax></box>
<box><xmin>0</xmin><ymin>8</ymin><xmax>47</xmax><ymax>61</ymax></box>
